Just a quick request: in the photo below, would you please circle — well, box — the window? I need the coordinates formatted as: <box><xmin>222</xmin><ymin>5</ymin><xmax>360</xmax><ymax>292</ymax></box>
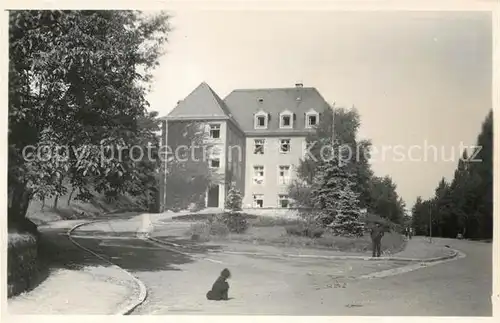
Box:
<box><xmin>278</xmin><ymin>165</ymin><xmax>291</xmax><ymax>185</ymax></box>
<box><xmin>280</xmin><ymin>111</ymin><xmax>293</xmax><ymax>129</ymax></box>
<box><xmin>279</xmin><ymin>139</ymin><xmax>291</xmax><ymax>153</ymax></box>
<box><xmin>254</xmin><ymin>139</ymin><xmax>265</xmax><ymax>154</ymax></box>
<box><xmin>210</xmin><ymin>158</ymin><xmax>220</xmax><ymax>168</ymax></box>
<box><xmin>253</xmin><ymin>165</ymin><xmax>264</xmax><ymax>184</ymax></box>
<box><xmin>305</xmin><ymin>111</ymin><xmax>319</xmax><ymax>128</ymax></box>
<box><xmin>283</xmin><ymin>115</ymin><xmax>291</xmax><ymax>126</ymax></box>
<box><xmin>209</xmin><ymin>124</ymin><xmax>221</xmax><ymax>139</ymax></box>
<box><xmin>254</xmin><ymin>111</ymin><xmax>268</xmax><ymax>129</ymax></box>
<box><xmin>253</xmin><ymin>194</ymin><xmax>264</xmax><ymax>208</ymax></box>
<box><xmin>278</xmin><ymin>194</ymin><xmax>290</xmax><ymax>208</ymax></box>
<box><xmin>308</xmin><ymin>115</ymin><xmax>317</xmax><ymax>127</ymax></box>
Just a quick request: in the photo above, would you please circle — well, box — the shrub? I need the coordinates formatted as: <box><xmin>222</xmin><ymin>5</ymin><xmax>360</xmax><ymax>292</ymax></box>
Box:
<box><xmin>250</xmin><ymin>216</ymin><xmax>303</xmax><ymax>227</ymax></box>
<box><xmin>188</xmin><ymin>221</ymin><xmax>230</xmax><ymax>240</ymax></box>
<box><xmin>285</xmin><ymin>222</ymin><xmax>325</xmax><ymax>238</ymax></box>
<box><xmin>209</xmin><ymin>222</ymin><xmax>230</xmax><ymax>236</ymax></box>
<box><xmin>188</xmin><ymin>222</ymin><xmax>210</xmax><ymax>241</ymax></box>
<box><xmin>217</xmin><ymin>212</ymin><xmax>249</xmax><ymax>233</ymax></box>
<box><xmin>8</xmin><ymin>232</ymin><xmax>42</xmax><ymax>297</ymax></box>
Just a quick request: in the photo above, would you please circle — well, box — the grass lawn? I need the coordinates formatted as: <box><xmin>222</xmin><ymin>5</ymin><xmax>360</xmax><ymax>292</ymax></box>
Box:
<box><xmin>184</xmin><ymin>214</ymin><xmax>406</xmax><ymax>255</ymax></box>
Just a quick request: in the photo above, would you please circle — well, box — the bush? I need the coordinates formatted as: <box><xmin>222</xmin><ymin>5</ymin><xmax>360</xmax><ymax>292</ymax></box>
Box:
<box><xmin>8</xmin><ymin>232</ymin><xmax>43</xmax><ymax>297</ymax></box>
<box><xmin>209</xmin><ymin>222</ymin><xmax>230</xmax><ymax>236</ymax></box>
<box><xmin>188</xmin><ymin>221</ymin><xmax>230</xmax><ymax>241</ymax></box>
<box><xmin>250</xmin><ymin>216</ymin><xmax>303</xmax><ymax>227</ymax></box>
<box><xmin>285</xmin><ymin>222</ymin><xmax>325</xmax><ymax>238</ymax></box>
<box><xmin>216</xmin><ymin>212</ymin><xmax>249</xmax><ymax>234</ymax></box>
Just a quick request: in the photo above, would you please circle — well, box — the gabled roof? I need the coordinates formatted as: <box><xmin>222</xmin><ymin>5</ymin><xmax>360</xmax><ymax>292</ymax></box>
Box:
<box><xmin>223</xmin><ymin>87</ymin><xmax>330</xmax><ymax>134</ymax></box>
<box><xmin>163</xmin><ymin>83</ymin><xmax>330</xmax><ymax>136</ymax></box>
<box><xmin>167</xmin><ymin>82</ymin><xmax>232</xmax><ymax>119</ymax></box>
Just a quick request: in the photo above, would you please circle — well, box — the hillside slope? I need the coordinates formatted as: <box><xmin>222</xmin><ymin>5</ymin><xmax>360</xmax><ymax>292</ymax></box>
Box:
<box><xmin>26</xmin><ymin>185</ymin><xmax>148</xmax><ymax>225</ymax></box>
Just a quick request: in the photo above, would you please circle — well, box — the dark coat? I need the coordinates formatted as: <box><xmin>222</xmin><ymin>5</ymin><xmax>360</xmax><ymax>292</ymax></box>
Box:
<box><xmin>370</xmin><ymin>226</ymin><xmax>385</xmax><ymax>241</ymax></box>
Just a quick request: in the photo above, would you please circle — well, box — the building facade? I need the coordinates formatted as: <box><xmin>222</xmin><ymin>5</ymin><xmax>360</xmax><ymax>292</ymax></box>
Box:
<box><xmin>160</xmin><ymin>82</ymin><xmax>330</xmax><ymax>209</ymax></box>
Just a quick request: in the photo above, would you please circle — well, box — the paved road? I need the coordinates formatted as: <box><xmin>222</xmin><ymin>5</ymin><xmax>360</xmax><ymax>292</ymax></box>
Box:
<box><xmin>72</xmin><ymin>225</ymin><xmax>492</xmax><ymax>316</ymax></box>
<box><xmin>321</xmin><ymin>238</ymin><xmax>492</xmax><ymax>316</ymax></box>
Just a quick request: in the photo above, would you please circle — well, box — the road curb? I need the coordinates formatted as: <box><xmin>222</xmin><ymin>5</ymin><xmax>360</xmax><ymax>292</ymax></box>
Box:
<box><xmin>68</xmin><ymin>220</ymin><xmax>148</xmax><ymax>315</ymax></box>
<box><xmin>357</xmin><ymin>248</ymin><xmax>465</xmax><ymax>280</ymax></box>
<box><xmin>144</xmin><ymin>235</ymin><xmax>460</xmax><ymax>263</ymax></box>
<box><xmin>144</xmin><ymin>222</ymin><xmax>459</xmax><ymax>263</ymax></box>
<box><xmin>203</xmin><ymin>249</ymin><xmax>458</xmax><ymax>263</ymax></box>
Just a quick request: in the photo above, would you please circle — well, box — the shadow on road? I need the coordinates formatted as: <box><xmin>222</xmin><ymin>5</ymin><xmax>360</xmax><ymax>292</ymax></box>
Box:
<box><xmin>38</xmin><ymin>227</ymin><xmax>223</xmax><ymax>273</ymax></box>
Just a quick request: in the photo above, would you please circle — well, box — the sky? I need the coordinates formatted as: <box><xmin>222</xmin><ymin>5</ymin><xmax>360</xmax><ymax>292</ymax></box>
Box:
<box><xmin>145</xmin><ymin>10</ymin><xmax>492</xmax><ymax>208</ymax></box>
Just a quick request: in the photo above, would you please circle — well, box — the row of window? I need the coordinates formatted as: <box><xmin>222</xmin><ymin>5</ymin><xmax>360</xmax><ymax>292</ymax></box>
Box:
<box><xmin>253</xmin><ymin>165</ymin><xmax>291</xmax><ymax>185</ymax></box>
<box><xmin>254</xmin><ymin>138</ymin><xmax>290</xmax><ymax>154</ymax></box>
<box><xmin>208</xmin><ymin>128</ymin><xmax>292</xmax><ymax>155</ymax></box>
<box><xmin>253</xmin><ymin>194</ymin><xmax>290</xmax><ymax>208</ymax></box>
<box><xmin>254</xmin><ymin>110</ymin><xmax>319</xmax><ymax>130</ymax></box>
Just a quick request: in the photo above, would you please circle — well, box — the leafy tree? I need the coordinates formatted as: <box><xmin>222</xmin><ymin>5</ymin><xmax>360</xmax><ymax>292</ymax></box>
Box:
<box><xmin>295</xmin><ymin>106</ymin><xmax>374</xmax><ymax>208</ymax></box>
<box><xmin>413</xmin><ymin>110</ymin><xmax>493</xmax><ymax>240</ymax></box>
<box><xmin>468</xmin><ymin>110</ymin><xmax>493</xmax><ymax>239</ymax></box>
<box><xmin>368</xmin><ymin>176</ymin><xmax>405</xmax><ymax>225</ymax></box>
<box><xmin>288</xmin><ymin>179</ymin><xmax>313</xmax><ymax>208</ymax></box>
<box><xmin>163</xmin><ymin>120</ymin><xmax>214</xmax><ymax>211</ymax></box>
<box><xmin>8</xmin><ymin>10</ymin><xmax>170</xmax><ymax>229</ymax></box>
<box><xmin>431</xmin><ymin>177</ymin><xmax>455</xmax><ymax>237</ymax></box>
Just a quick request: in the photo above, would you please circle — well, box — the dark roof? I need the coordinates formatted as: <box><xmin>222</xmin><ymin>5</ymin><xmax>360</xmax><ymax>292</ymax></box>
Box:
<box><xmin>223</xmin><ymin>87</ymin><xmax>330</xmax><ymax>134</ymax></box>
<box><xmin>167</xmin><ymin>82</ymin><xmax>231</xmax><ymax>119</ymax></box>
<box><xmin>165</xmin><ymin>83</ymin><xmax>330</xmax><ymax>135</ymax></box>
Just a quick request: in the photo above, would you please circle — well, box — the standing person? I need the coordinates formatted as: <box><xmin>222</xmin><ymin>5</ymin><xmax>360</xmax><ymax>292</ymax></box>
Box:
<box><xmin>409</xmin><ymin>227</ymin><xmax>413</xmax><ymax>239</ymax></box>
<box><xmin>370</xmin><ymin>223</ymin><xmax>385</xmax><ymax>257</ymax></box>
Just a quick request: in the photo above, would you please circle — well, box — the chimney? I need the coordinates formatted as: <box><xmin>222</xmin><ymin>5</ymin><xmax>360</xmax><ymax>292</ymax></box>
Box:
<box><xmin>295</xmin><ymin>82</ymin><xmax>303</xmax><ymax>88</ymax></box>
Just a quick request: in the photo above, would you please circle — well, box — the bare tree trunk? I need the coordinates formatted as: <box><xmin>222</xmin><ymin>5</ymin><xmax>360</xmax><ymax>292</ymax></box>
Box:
<box><xmin>53</xmin><ymin>195</ymin><xmax>59</xmax><ymax>209</ymax></box>
<box><xmin>53</xmin><ymin>176</ymin><xmax>64</xmax><ymax>209</ymax></box>
<box><xmin>67</xmin><ymin>187</ymin><xmax>76</xmax><ymax>206</ymax></box>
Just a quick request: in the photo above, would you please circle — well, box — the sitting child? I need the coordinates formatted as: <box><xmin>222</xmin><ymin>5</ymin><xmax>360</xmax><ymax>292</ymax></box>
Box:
<box><xmin>206</xmin><ymin>268</ymin><xmax>231</xmax><ymax>301</ymax></box>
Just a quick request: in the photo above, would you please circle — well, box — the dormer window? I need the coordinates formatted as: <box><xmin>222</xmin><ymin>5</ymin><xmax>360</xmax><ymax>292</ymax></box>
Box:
<box><xmin>254</xmin><ymin>110</ymin><xmax>268</xmax><ymax>129</ymax></box>
<box><xmin>279</xmin><ymin>110</ymin><xmax>293</xmax><ymax>129</ymax></box>
<box><xmin>305</xmin><ymin>109</ymin><xmax>319</xmax><ymax>128</ymax></box>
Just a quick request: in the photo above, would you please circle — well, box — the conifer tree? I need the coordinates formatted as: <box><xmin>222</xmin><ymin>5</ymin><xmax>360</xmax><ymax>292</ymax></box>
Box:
<box><xmin>225</xmin><ymin>182</ymin><xmax>243</xmax><ymax>211</ymax></box>
<box><xmin>310</xmin><ymin>153</ymin><xmax>364</xmax><ymax>237</ymax></box>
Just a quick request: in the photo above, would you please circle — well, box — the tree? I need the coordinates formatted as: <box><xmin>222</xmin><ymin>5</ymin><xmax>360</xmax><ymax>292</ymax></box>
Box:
<box><xmin>448</xmin><ymin>150</ymin><xmax>471</xmax><ymax>237</ymax></box>
<box><xmin>417</xmin><ymin>110</ymin><xmax>493</xmax><ymax>240</ymax></box>
<box><xmin>288</xmin><ymin>179</ymin><xmax>313</xmax><ymax>208</ymax></box>
<box><xmin>411</xmin><ymin>196</ymin><xmax>429</xmax><ymax>235</ymax></box>
<box><xmin>9</xmin><ymin>10</ymin><xmax>170</xmax><ymax>228</ymax></box>
<box><xmin>310</xmin><ymin>154</ymin><xmax>364</xmax><ymax>236</ymax></box>
<box><xmin>431</xmin><ymin>177</ymin><xmax>454</xmax><ymax>237</ymax></box>
<box><xmin>296</xmin><ymin>107</ymin><xmax>374</xmax><ymax>208</ymax></box>
<box><xmin>468</xmin><ymin>110</ymin><xmax>493</xmax><ymax>239</ymax></box>
<box><xmin>164</xmin><ymin>120</ymin><xmax>214</xmax><ymax>210</ymax></box>
<box><xmin>368</xmin><ymin>176</ymin><xmax>405</xmax><ymax>225</ymax></box>
<box><xmin>225</xmin><ymin>182</ymin><xmax>243</xmax><ymax>211</ymax></box>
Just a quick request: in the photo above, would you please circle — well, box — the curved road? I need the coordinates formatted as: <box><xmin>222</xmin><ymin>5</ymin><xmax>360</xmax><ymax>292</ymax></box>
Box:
<box><xmin>72</xmin><ymin>221</ymin><xmax>492</xmax><ymax>316</ymax></box>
